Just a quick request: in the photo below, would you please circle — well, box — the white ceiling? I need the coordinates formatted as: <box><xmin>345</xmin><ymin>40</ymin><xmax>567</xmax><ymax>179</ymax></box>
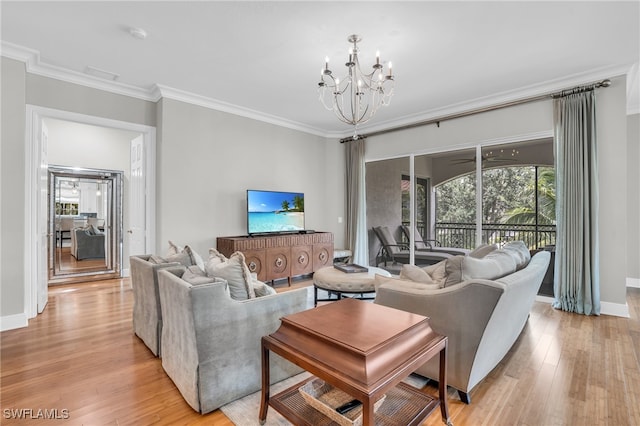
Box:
<box><xmin>2</xmin><ymin>1</ymin><xmax>639</xmax><ymax>138</ymax></box>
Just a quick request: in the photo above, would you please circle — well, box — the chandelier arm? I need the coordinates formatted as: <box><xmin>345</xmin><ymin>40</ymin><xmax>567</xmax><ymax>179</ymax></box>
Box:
<box><xmin>317</xmin><ymin>34</ymin><xmax>395</xmax><ymax>134</ymax></box>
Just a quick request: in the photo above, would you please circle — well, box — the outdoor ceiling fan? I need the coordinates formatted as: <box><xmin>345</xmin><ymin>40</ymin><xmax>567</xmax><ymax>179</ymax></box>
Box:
<box><xmin>450</xmin><ymin>148</ymin><xmax>520</xmax><ymax>165</ymax></box>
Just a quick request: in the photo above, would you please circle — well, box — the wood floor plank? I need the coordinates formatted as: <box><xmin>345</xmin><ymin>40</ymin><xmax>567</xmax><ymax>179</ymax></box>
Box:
<box><xmin>1</xmin><ymin>280</ymin><xmax>639</xmax><ymax>426</ymax></box>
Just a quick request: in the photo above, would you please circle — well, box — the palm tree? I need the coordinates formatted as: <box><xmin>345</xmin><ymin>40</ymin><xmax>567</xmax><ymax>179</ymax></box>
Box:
<box><xmin>503</xmin><ymin>168</ymin><xmax>556</xmax><ymax>225</ymax></box>
<box><xmin>281</xmin><ymin>200</ymin><xmax>290</xmax><ymax>211</ymax></box>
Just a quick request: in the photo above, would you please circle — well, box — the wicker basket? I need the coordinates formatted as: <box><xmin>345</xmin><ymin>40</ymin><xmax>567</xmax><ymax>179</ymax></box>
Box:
<box><xmin>299</xmin><ymin>378</ymin><xmax>386</xmax><ymax>426</ymax></box>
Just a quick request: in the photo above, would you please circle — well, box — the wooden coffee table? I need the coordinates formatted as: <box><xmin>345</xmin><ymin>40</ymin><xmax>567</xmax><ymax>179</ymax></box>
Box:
<box><xmin>259</xmin><ymin>298</ymin><xmax>452</xmax><ymax>426</ymax></box>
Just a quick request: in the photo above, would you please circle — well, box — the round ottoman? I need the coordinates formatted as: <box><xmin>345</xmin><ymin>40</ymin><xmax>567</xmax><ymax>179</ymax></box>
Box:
<box><xmin>312</xmin><ymin>266</ymin><xmax>391</xmax><ymax>306</ymax></box>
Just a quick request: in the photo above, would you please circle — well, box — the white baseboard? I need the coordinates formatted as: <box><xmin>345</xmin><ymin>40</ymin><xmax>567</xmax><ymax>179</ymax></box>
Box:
<box><xmin>535</xmin><ymin>295</ymin><xmax>630</xmax><ymax>318</ymax></box>
<box><xmin>600</xmin><ymin>301</ymin><xmax>630</xmax><ymax>318</ymax></box>
<box><xmin>122</xmin><ymin>268</ymin><xmax>130</xmax><ymax>278</ymax></box>
<box><xmin>1</xmin><ymin>313</ymin><xmax>28</xmax><ymax>331</ymax></box>
<box><xmin>627</xmin><ymin>277</ymin><xmax>640</xmax><ymax>288</ymax></box>
<box><xmin>535</xmin><ymin>295</ymin><xmax>555</xmax><ymax>304</ymax></box>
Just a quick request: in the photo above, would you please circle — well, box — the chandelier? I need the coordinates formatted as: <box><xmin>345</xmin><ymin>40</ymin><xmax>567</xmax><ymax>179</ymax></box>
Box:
<box><xmin>318</xmin><ymin>34</ymin><xmax>395</xmax><ymax>139</ymax></box>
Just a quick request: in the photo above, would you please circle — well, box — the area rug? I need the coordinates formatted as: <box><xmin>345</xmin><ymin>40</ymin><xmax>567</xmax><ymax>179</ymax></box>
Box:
<box><xmin>219</xmin><ymin>372</ymin><xmax>429</xmax><ymax>425</ymax></box>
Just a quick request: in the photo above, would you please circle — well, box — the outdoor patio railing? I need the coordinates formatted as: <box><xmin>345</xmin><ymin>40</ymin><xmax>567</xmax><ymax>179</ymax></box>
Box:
<box><xmin>402</xmin><ymin>222</ymin><xmax>556</xmax><ymax>250</ymax></box>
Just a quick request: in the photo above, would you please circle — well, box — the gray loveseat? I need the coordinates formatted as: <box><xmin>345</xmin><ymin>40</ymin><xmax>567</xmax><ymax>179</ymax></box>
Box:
<box><xmin>157</xmin><ymin>266</ymin><xmax>312</xmax><ymax>413</ymax></box>
<box><xmin>374</xmin><ymin>243</ymin><xmax>550</xmax><ymax>404</ymax></box>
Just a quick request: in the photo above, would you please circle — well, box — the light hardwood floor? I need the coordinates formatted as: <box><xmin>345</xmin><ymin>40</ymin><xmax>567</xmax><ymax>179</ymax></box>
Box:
<box><xmin>1</xmin><ymin>278</ymin><xmax>638</xmax><ymax>425</ymax></box>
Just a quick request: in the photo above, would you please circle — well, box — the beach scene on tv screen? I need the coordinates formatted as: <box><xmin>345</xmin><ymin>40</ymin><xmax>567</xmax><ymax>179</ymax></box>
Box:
<box><xmin>248</xmin><ymin>191</ymin><xmax>304</xmax><ymax>233</ymax></box>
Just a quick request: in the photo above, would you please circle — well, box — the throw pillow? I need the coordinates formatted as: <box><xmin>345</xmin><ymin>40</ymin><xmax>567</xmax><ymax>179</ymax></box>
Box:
<box><xmin>374</xmin><ymin>273</ymin><xmax>442</xmax><ymax>291</ymax></box>
<box><xmin>148</xmin><ymin>255</ymin><xmax>167</xmax><ymax>264</ymax></box>
<box><xmin>184</xmin><ymin>245</ymin><xmax>205</xmax><ymax>272</ymax></box>
<box><xmin>208</xmin><ymin>248</ymin><xmax>228</xmax><ymax>266</ymax></box>
<box><xmin>422</xmin><ymin>260</ymin><xmax>447</xmax><ymax>283</ymax></box>
<box><xmin>468</xmin><ymin>243</ymin><xmax>498</xmax><ymax>259</ymax></box>
<box><xmin>205</xmin><ymin>251</ymin><xmax>256</xmax><ymax>300</ymax></box>
<box><xmin>501</xmin><ymin>241</ymin><xmax>531</xmax><ymax>270</ymax></box>
<box><xmin>182</xmin><ymin>265</ymin><xmax>218</xmax><ymax>286</ymax></box>
<box><xmin>253</xmin><ymin>280</ymin><xmax>276</xmax><ymax>297</ymax></box>
<box><xmin>167</xmin><ymin>240</ymin><xmax>183</xmax><ymax>256</ymax></box>
<box><xmin>443</xmin><ymin>255</ymin><xmax>465</xmax><ymax>287</ymax></box>
<box><xmin>163</xmin><ymin>251</ymin><xmax>193</xmax><ymax>267</ymax></box>
<box><xmin>461</xmin><ymin>249</ymin><xmax>517</xmax><ymax>281</ymax></box>
<box><xmin>399</xmin><ymin>264</ymin><xmax>434</xmax><ymax>284</ymax></box>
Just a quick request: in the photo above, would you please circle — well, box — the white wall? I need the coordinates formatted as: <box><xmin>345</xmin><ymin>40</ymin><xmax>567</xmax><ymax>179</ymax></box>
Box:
<box><xmin>627</xmin><ymin>113</ymin><xmax>640</xmax><ymax>283</ymax></box>
<box><xmin>0</xmin><ymin>60</ymin><xmax>157</xmax><ymax>329</ymax></box>
<box><xmin>364</xmin><ymin>75</ymin><xmax>630</xmax><ymax>314</ymax></box>
<box><xmin>156</xmin><ymin>98</ymin><xmax>343</xmax><ymax>258</ymax></box>
<box><xmin>1</xmin><ymin>58</ymin><xmax>26</xmax><ymax>322</ymax></box>
<box><xmin>44</xmin><ymin>118</ymin><xmax>138</xmax><ymax>267</ymax></box>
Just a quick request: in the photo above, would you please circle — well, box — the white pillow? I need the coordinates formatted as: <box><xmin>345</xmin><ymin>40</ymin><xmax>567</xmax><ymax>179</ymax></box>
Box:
<box><xmin>502</xmin><ymin>241</ymin><xmax>531</xmax><ymax>270</ymax></box>
<box><xmin>205</xmin><ymin>251</ymin><xmax>256</xmax><ymax>300</ymax></box>
<box><xmin>374</xmin><ymin>273</ymin><xmax>442</xmax><ymax>291</ymax></box>
<box><xmin>468</xmin><ymin>243</ymin><xmax>498</xmax><ymax>259</ymax></box>
<box><xmin>461</xmin><ymin>250</ymin><xmax>517</xmax><ymax>281</ymax></box>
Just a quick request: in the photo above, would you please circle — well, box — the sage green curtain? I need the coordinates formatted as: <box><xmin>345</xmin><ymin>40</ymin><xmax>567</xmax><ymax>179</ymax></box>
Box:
<box><xmin>345</xmin><ymin>138</ymin><xmax>368</xmax><ymax>266</ymax></box>
<box><xmin>553</xmin><ymin>91</ymin><xmax>600</xmax><ymax>315</ymax></box>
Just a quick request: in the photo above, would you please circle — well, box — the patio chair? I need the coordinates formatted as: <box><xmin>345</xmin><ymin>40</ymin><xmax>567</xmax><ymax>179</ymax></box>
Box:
<box><xmin>401</xmin><ymin>225</ymin><xmax>471</xmax><ymax>256</ymax></box>
<box><xmin>372</xmin><ymin>226</ymin><xmax>451</xmax><ymax>267</ymax></box>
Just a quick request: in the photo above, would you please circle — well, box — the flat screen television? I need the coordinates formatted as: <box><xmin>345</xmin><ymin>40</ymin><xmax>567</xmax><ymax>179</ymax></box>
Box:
<box><xmin>247</xmin><ymin>189</ymin><xmax>305</xmax><ymax>235</ymax></box>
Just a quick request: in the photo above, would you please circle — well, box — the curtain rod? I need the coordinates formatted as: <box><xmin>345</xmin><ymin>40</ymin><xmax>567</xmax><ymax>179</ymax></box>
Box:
<box><xmin>340</xmin><ymin>78</ymin><xmax>611</xmax><ymax>143</ymax></box>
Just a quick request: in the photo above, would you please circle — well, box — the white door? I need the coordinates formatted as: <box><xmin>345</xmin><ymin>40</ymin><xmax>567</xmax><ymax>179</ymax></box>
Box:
<box><xmin>129</xmin><ymin>135</ymin><xmax>146</xmax><ymax>256</ymax></box>
<box><xmin>37</xmin><ymin>121</ymin><xmax>49</xmax><ymax>313</ymax></box>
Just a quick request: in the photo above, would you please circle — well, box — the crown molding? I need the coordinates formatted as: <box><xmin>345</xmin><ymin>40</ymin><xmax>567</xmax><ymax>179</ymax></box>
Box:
<box><xmin>350</xmin><ymin>63</ymin><xmax>636</xmax><ymax>139</ymax></box>
<box><xmin>3</xmin><ymin>41</ymin><xmax>637</xmax><ymax>138</ymax></box>
<box><xmin>1</xmin><ymin>41</ymin><xmax>158</xmax><ymax>102</ymax></box>
<box><xmin>155</xmin><ymin>84</ymin><xmax>329</xmax><ymax>137</ymax></box>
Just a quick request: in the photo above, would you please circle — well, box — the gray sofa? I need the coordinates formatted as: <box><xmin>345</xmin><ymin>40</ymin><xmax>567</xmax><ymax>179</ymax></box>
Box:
<box><xmin>157</xmin><ymin>266</ymin><xmax>312</xmax><ymax>414</ymax></box>
<box><xmin>374</xmin><ymin>244</ymin><xmax>550</xmax><ymax>404</ymax></box>
<box><xmin>130</xmin><ymin>255</ymin><xmax>182</xmax><ymax>356</ymax></box>
<box><xmin>71</xmin><ymin>227</ymin><xmax>105</xmax><ymax>260</ymax></box>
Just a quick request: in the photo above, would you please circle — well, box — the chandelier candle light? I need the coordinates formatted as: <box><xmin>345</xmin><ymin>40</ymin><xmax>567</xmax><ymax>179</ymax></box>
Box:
<box><xmin>318</xmin><ymin>34</ymin><xmax>395</xmax><ymax>139</ymax></box>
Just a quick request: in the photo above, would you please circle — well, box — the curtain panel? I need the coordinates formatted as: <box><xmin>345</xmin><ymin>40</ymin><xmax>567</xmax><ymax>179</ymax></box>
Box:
<box><xmin>553</xmin><ymin>91</ymin><xmax>600</xmax><ymax>315</ymax></box>
<box><xmin>345</xmin><ymin>139</ymin><xmax>368</xmax><ymax>266</ymax></box>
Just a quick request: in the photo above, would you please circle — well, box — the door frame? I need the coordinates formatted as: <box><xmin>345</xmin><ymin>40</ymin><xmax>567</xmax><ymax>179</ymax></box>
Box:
<box><xmin>25</xmin><ymin>105</ymin><xmax>156</xmax><ymax>319</ymax></box>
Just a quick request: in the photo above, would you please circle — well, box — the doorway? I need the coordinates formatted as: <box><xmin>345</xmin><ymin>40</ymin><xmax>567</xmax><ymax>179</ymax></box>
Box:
<box><xmin>48</xmin><ymin>166</ymin><xmax>123</xmax><ymax>284</ymax></box>
<box><xmin>25</xmin><ymin>105</ymin><xmax>156</xmax><ymax>318</ymax></box>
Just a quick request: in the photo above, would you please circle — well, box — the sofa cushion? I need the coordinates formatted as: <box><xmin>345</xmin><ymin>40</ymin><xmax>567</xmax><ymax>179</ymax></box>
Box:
<box><xmin>375</xmin><ymin>273</ymin><xmax>442</xmax><ymax>290</ymax></box>
<box><xmin>468</xmin><ymin>243</ymin><xmax>498</xmax><ymax>259</ymax></box>
<box><xmin>205</xmin><ymin>251</ymin><xmax>256</xmax><ymax>300</ymax></box>
<box><xmin>461</xmin><ymin>249</ymin><xmax>517</xmax><ymax>281</ymax></box>
<box><xmin>502</xmin><ymin>241</ymin><xmax>531</xmax><ymax>270</ymax></box>
<box><xmin>400</xmin><ymin>264</ymin><xmax>434</xmax><ymax>284</ymax></box>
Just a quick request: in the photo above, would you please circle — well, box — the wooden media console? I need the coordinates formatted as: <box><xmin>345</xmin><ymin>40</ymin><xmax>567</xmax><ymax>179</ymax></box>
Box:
<box><xmin>216</xmin><ymin>232</ymin><xmax>334</xmax><ymax>284</ymax></box>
